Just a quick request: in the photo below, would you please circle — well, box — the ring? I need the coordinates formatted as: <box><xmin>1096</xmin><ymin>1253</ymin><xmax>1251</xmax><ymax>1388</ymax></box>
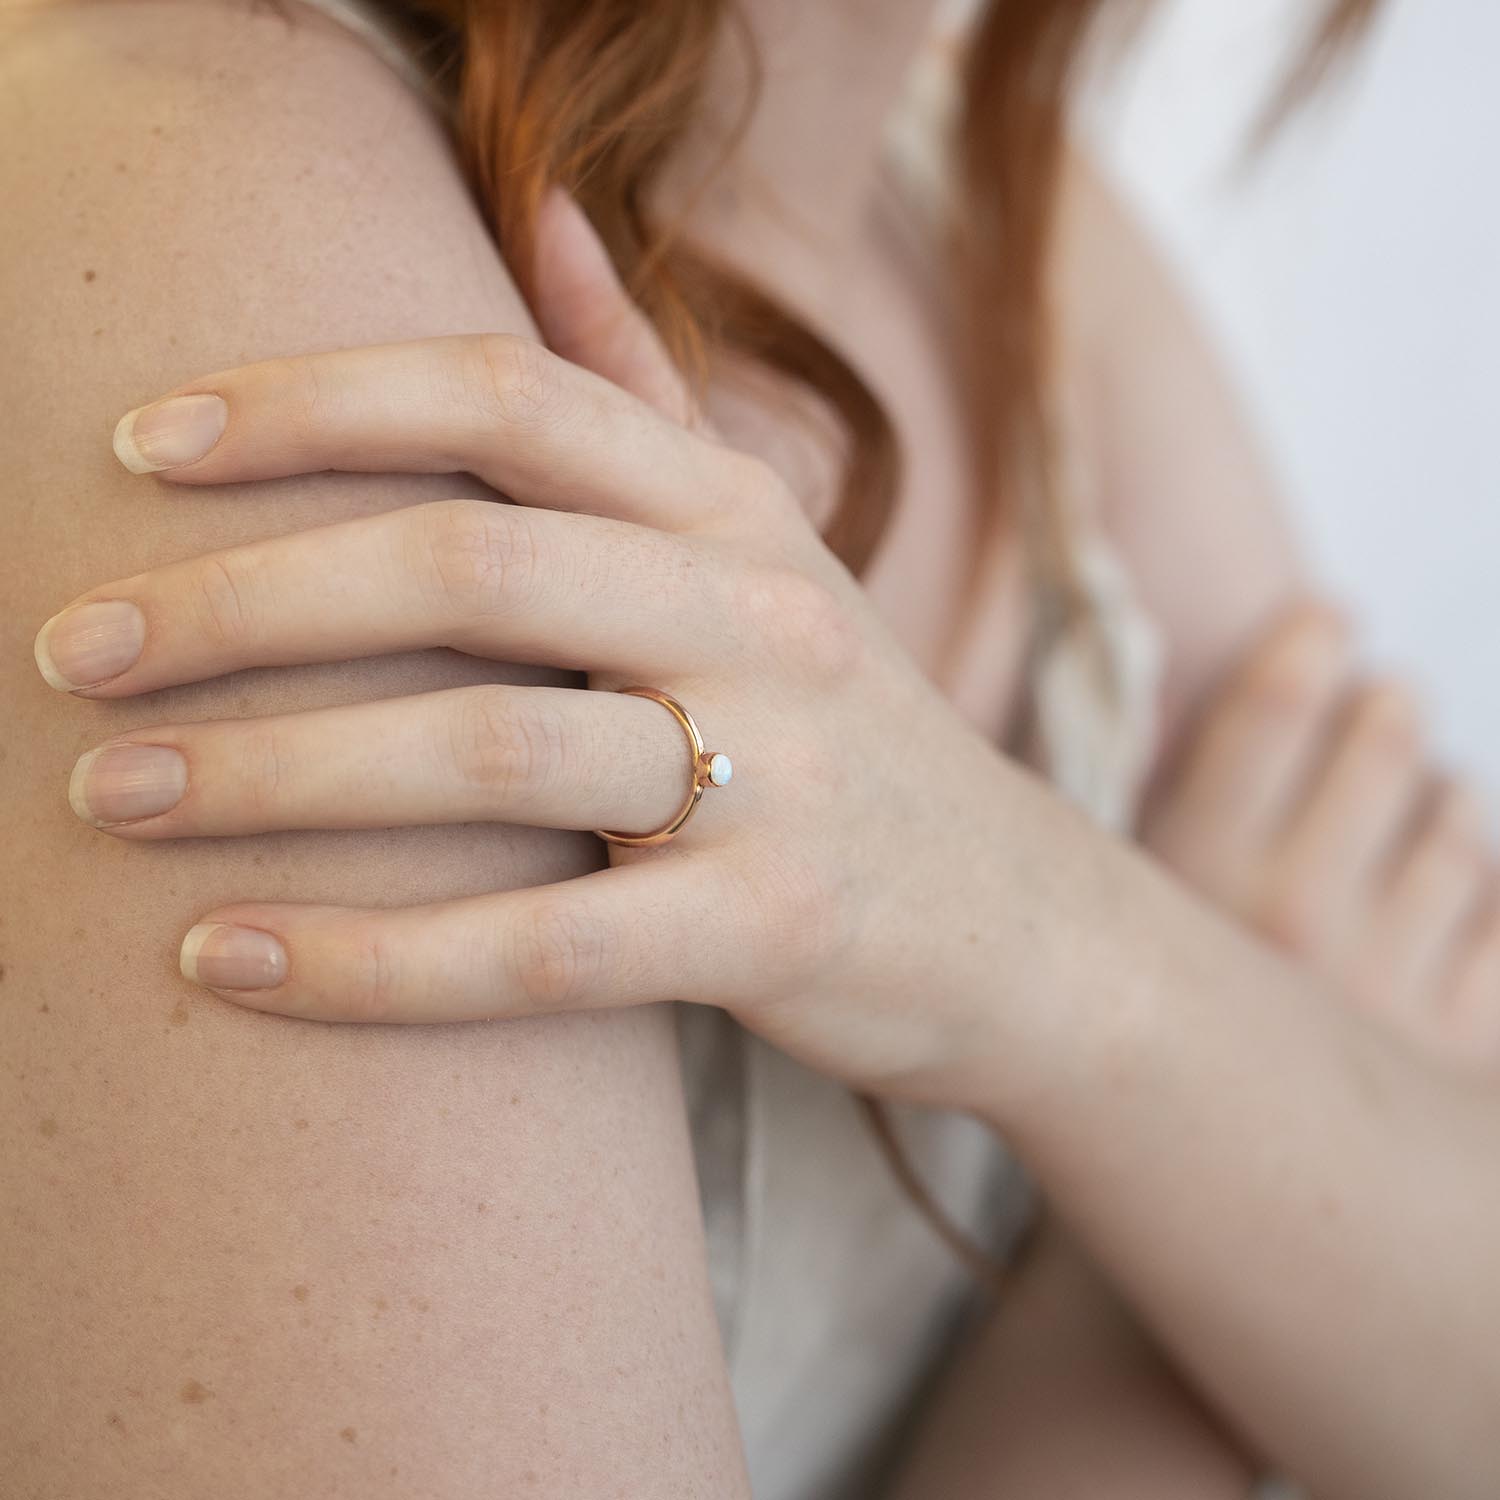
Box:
<box><xmin>595</xmin><ymin>686</ymin><xmax>733</xmax><ymax>848</ymax></box>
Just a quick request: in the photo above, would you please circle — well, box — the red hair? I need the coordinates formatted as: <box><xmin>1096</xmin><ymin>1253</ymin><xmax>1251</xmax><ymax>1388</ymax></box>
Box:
<box><xmin>388</xmin><ymin>0</ymin><xmax>1378</xmax><ymax>601</ymax></box>
<box><xmin>378</xmin><ymin>0</ymin><xmax>1379</xmax><ymax>1281</ymax></box>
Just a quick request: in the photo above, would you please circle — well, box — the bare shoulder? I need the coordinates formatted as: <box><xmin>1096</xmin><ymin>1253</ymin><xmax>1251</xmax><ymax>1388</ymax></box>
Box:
<box><xmin>1</xmin><ymin>0</ymin><xmax>520</xmax><ymax>373</ymax></box>
<box><xmin>0</xmin><ymin>6</ymin><xmax>743</xmax><ymax>1495</ymax></box>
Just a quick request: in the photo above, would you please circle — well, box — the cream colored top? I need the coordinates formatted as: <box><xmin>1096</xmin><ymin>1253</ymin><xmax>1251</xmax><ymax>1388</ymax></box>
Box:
<box><xmin>275</xmin><ymin>3</ymin><xmax>1179</xmax><ymax>1497</ymax></box>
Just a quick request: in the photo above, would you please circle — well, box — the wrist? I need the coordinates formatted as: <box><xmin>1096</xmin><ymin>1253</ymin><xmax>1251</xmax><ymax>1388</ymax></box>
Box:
<box><xmin>953</xmin><ymin>756</ymin><xmax>1159</xmax><ymax>1133</ymax></box>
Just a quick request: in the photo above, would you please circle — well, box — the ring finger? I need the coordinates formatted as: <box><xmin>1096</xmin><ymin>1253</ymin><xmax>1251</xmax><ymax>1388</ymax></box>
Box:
<box><xmin>67</xmin><ymin>684</ymin><xmax>728</xmax><ymax>841</ymax></box>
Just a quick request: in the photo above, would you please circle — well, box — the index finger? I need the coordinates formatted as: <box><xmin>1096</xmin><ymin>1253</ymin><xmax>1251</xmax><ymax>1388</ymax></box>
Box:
<box><xmin>110</xmin><ymin>333</ymin><xmax>747</xmax><ymax>535</ymax></box>
<box><xmin>529</xmin><ymin>187</ymin><xmax>710</xmax><ymax>434</ymax></box>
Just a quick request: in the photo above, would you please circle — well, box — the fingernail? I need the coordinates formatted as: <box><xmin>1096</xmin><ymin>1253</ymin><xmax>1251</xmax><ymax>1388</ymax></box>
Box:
<box><xmin>69</xmin><ymin>744</ymin><xmax>187</xmax><ymax>826</ymax></box>
<box><xmin>180</xmin><ymin>923</ymin><xmax>288</xmax><ymax>990</ymax></box>
<box><xmin>113</xmin><ymin>393</ymin><xmax>227</xmax><ymax>473</ymax></box>
<box><xmin>33</xmin><ymin>599</ymin><xmax>146</xmax><ymax>690</ymax></box>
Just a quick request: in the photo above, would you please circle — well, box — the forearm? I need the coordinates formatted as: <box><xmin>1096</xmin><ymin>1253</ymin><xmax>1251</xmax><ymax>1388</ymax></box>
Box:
<box><xmin>885</xmin><ymin>1221</ymin><xmax>1254</xmax><ymax>1500</ymax></box>
<box><xmin>984</xmin><ymin>763</ymin><xmax>1500</xmax><ymax>1500</ymax></box>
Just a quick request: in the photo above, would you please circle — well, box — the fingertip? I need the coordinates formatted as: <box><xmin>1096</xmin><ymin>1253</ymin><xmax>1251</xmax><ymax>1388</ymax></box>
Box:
<box><xmin>532</xmin><ymin>184</ymin><xmax>623</xmax><ymax>305</ymax></box>
<box><xmin>111</xmin><ymin>393</ymin><xmax>228</xmax><ymax>475</ymax></box>
<box><xmin>112</xmin><ymin>407</ymin><xmax>159</xmax><ymax>474</ymax></box>
<box><xmin>1284</xmin><ymin>597</ymin><xmax>1354</xmax><ymax>652</ymax></box>
<box><xmin>1246</xmin><ymin>604</ymin><xmax>1352</xmax><ymax>712</ymax></box>
<box><xmin>179</xmin><ymin>921</ymin><xmax>289</xmax><ymax>992</ymax></box>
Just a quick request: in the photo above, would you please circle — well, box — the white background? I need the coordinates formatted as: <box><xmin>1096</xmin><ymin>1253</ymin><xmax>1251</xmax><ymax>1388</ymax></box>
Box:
<box><xmin>1085</xmin><ymin>0</ymin><xmax>1500</xmax><ymax>805</ymax></box>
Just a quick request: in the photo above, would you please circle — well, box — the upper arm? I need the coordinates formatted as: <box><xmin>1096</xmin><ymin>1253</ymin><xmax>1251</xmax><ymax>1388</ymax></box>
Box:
<box><xmin>0</xmin><ymin>5</ymin><xmax>743</xmax><ymax>1494</ymax></box>
<box><xmin>1050</xmin><ymin>145</ymin><xmax>1310</xmax><ymax>750</ymax></box>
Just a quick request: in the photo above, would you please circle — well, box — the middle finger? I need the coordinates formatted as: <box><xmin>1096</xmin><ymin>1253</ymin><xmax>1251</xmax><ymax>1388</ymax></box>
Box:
<box><xmin>34</xmin><ymin>498</ymin><xmax>740</xmax><ymax>698</ymax></box>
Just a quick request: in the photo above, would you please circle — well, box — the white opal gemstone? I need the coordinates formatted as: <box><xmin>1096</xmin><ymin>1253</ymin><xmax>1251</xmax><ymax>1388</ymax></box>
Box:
<box><xmin>707</xmin><ymin>753</ymin><xmax>733</xmax><ymax>787</ymax></box>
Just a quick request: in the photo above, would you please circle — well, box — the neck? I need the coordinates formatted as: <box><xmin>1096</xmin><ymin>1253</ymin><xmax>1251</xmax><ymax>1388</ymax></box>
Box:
<box><xmin>664</xmin><ymin>0</ymin><xmax>944</xmax><ymax>270</ymax></box>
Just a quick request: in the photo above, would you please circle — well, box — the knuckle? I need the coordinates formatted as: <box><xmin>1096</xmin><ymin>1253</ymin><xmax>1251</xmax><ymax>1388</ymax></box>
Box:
<box><xmin>234</xmin><ymin>722</ymin><xmax>296</xmax><ymax>820</ymax></box>
<box><xmin>417</xmin><ymin>498</ymin><xmax>540</xmax><ymax>622</ymax></box>
<box><xmin>261</xmin><ymin>355</ymin><xmax>339</xmax><ymax>444</ymax></box>
<box><xmin>192</xmin><ymin>553</ymin><xmax>262</xmax><ymax>652</ymax></box>
<box><xmin>737</xmin><ymin>563</ymin><xmax>863</xmax><ymax>680</ymax></box>
<box><xmin>345</xmin><ymin>923</ymin><xmax>404</xmax><ymax>1024</ymax></box>
<box><xmin>472</xmin><ymin>332</ymin><xmax>566</xmax><ymax>432</ymax></box>
<box><xmin>1240</xmin><ymin>606</ymin><xmax>1349</xmax><ymax>721</ymax></box>
<box><xmin>1252</xmin><ymin>871</ymin><xmax>1327</xmax><ymax>958</ymax></box>
<box><xmin>509</xmin><ymin>898</ymin><xmax>609</xmax><ymax>1011</ymax></box>
<box><xmin>446</xmin><ymin>688</ymin><xmax>568</xmax><ymax>800</ymax></box>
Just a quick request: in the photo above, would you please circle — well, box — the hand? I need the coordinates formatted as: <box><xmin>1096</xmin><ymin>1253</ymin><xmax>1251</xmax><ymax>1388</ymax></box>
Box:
<box><xmin>35</xmin><ymin>193</ymin><xmax>1025</xmax><ymax>1112</ymax></box>
<box><xmin>1142</xmin><ymin>604</ymin><xmax>1500</xmax><ymax>1074</ymax></box>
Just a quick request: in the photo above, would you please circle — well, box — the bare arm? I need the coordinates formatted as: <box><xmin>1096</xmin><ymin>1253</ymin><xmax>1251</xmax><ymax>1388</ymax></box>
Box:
<box><xmin>885</xmin><ymin>1223</ymin><xmax>1256</xmax><ymax>1499</ymax></box>
<box><xmin>891</xmin><ymin>147</ymin><xmax>1498</xmax><ymax>1498</ymax></box>
<box><xmin>0</xmin><ymin>5</ymin><xmax>745</xmax><ymax>1495</ymax></box>
<box><xmin>1053</xmin><ymin>148</ymin><xmax>1308</xmax><ymax>744</ymax></box>
<box><xmin>886</xmin><ymin>147</ymin><xmax>1292</xmax><ymax>1499</ymax></box>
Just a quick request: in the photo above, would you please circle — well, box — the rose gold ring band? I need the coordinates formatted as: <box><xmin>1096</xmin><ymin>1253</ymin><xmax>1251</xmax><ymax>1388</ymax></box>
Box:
<box><xmin>594</xmin><ymin>687</ymin><xmax>733</xmax><ymax>849</ymax></box>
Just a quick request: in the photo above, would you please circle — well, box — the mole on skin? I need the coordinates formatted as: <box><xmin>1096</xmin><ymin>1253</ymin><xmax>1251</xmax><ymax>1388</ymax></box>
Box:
<box><xmin>38</xmin><ymin>1118</ymin><xmax>59</xmax><ymax>1138</ymax></box>
<box><xmin>292</xmin><ymin>1284</ymin><xmax>310</xmax><ymax>1302</ymax></box>
<box><xmin>180</xmin><ymin>1380</ymin><xmax>213</xmax><ymax>1405</ymax></box>
<box><xmin>340</xmin><ymin>1427</ymin><xmax>357</xmax><ymax>1444</ymax></box>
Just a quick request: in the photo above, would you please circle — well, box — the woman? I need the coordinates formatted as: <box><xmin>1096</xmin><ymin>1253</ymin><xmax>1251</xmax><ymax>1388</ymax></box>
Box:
<box><xmin>4</xmin><ymin>1</ymin><xmax>1497</xmax><ymax>1496</ymax></box>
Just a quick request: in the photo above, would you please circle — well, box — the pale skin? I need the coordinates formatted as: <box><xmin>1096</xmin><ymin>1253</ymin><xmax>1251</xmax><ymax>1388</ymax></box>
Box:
<box><xmin>5</xmin><ymin>2</ymin><xmax>1500</xmax><ymax>1498</ymax></box>
<box><xmin>38</xmin><ymin>190</ymin><xmax>1500</xmax><ymax>1499</ymax></box>
<box><xmin>41</xmin><ymin>211</ymin><xmax>1500</xmax><ymax>1088</ymax></box>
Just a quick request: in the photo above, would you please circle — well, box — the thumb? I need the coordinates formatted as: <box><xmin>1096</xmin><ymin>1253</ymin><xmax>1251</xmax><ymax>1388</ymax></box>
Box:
<box><xmin>529</xmin><ymin>187</ymin><xmax>704</xmax><ymax>431</ymax></box>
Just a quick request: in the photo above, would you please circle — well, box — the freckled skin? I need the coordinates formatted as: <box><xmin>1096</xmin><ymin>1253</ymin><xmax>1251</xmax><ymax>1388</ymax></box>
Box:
<box><xmin>83</xmin><ymin>269</ymin><xmax>96</xmax><ymax>282</ymax></box>
<box><xmin>179</xmin><ymin>1381</ymin><xmax>213</xmax><ymax>1405</ymax></box>
<box><xmin>1</xmin><ymin>8</ymin><xmax>744</xmax><ymax>1495</ymax></box>
<box><xmin>339</xmin><ymin>1426</ymin><xmax>357</xmax><ymax>1444</ymax></box>
<box><xmin>291</xmin><ymin>1285</ymin><xmax>309</xmax><ymax>1303</ymax></box>
<box><xmin>38</xmin><ymin>1118</ymin><xmax>58</xmax><ymax>1138</ymax></box>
